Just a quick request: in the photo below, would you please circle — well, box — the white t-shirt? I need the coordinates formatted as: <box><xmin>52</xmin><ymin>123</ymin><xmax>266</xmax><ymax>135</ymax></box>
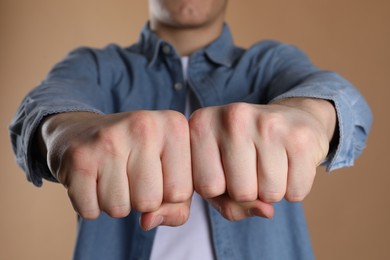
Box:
<box><xmin>150</xmin><ymin>57</ymin><xmax>214</xmax><ymax>260</ymax></box>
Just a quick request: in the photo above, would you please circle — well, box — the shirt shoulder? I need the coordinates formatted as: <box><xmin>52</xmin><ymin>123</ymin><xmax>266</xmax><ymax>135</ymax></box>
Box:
<box><xmin>241</xmin><ymin>40</ymin><xmax>309</xmax><ymax>65</ymax></box>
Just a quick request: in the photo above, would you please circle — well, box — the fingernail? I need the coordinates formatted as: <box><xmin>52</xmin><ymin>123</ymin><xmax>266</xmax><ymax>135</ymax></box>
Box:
<box><xmin>148</xmin><ymin>215</ymin><xmax>164</xmax><ymax>231</ymax></box>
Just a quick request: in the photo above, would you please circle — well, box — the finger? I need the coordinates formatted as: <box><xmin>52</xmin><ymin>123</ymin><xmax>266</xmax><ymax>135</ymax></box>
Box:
<box><xmin>127</xmin><ymin>148</ymin><xmax>163</xmax><ymax>213</ymax></box>
<box><xmin>190</xmin><ymin>110</ymin><xmax>226</xmax><ymax>198</ymax></box>
<box><xmin>256</xmin><ymin>140</ymin><xmax>288</xmax><ymax>203</ymax></box>
<box><xmin>220</xmin><ymin>138</ymin><xmax>258</xmax><ymax>202</ymax></box>
<box><xmin>285</xmin><ymin>150</ymin><xmax>316</xmax><ymax>202</ymax></box>
<box><xmin>208</xmin><ymin>194</ymin><xmax>274</xmax><ymax>221</ymax></box>
<box><xmin>97</xmin><ymin>157</ymin><xmax>131</xmax><ymax>218</ymax></box>
<box><xmin>139</xmin><ymin>200</ymin><xmax>191</xmax><ymax>231</ymax></box>
<box><xmin>190</xmin><ymin>132</ymin><xmax>226</xmax><ymax>198</ymax></box>
<box><xmin>66</xmin><ymin>169</ymin><xmax>101</xmax><ymax>220</ymax></box>
<box><xmin>161</xmin><ymin>121</ymin><xmax>192</xmax><ymax>203</ymax></box>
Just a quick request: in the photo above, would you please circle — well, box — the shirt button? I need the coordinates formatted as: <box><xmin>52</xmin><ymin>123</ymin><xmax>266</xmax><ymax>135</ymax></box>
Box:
<box><xmin>162</xmin><ymin>45</ymin><xmax>171</xmax><ymax>55</ymax></box>
<box><xmin>174</xmin><ymin>82</ymin><xmax>184</xmax><ymax>90</ymax></box>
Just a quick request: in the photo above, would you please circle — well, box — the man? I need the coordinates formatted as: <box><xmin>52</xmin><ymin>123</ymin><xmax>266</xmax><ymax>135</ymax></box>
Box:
<box><xmin>10</xmin><ymin>0</ymin><xmax>372</xmax><ymax>259</ymax></box>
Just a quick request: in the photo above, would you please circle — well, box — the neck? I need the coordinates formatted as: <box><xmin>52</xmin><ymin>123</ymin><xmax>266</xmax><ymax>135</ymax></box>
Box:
<box><xmin>150</xmin><ymin>21</ymin><xmax>224</xmax><ymax>56</ymax></box>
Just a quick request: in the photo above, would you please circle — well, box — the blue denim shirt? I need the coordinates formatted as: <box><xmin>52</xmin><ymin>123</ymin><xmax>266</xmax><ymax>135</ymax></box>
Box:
<box><xmin>10</xmin><ymin>24</ymin><xmax>372</xmax><ymax>260</ymax></box>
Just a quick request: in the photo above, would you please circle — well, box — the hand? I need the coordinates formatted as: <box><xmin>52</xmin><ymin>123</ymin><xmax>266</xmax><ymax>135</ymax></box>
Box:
<box><xmin>38</xmin><ymin>111</ymin><xmax>193</xmax><ymax>230</ymax></box>
<box><xmin>189</xmin><ymin>98</ymin><xmax>336</xmax><ymax>221</ymax></box>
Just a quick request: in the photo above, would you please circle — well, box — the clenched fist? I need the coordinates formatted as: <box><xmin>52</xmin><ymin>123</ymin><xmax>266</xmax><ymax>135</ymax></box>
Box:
<box><xmin>38</xmin><ymin>98</ymin><xmax>336</xmax><ymax>227</ymax></box>
<box><xmin>189</xmin><ymin>98</ymin><xmax>336</xmax><ymax>221</ymax></box>
<box><xmin>38</xmin><ymin>110</ymin><xmax>192</xmax><ymax>230</ymax></box>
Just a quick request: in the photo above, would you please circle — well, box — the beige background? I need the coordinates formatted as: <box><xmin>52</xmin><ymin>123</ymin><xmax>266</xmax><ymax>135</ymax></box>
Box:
<box><xmin>1</xmin><ymin>1</ymin><xmax>389</xmax><ymax>259</ymax></box>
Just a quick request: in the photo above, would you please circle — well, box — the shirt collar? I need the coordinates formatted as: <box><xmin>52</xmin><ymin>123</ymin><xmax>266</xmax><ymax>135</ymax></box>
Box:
<box><xmin>203</xmin><ymin>23</ymin><xmax>236</xmax><ymax>67</ymax></box>
<box><xmin>138</xmin><ymin>22</ymin><xmax>237</xmax><ymax>68</ymax></box>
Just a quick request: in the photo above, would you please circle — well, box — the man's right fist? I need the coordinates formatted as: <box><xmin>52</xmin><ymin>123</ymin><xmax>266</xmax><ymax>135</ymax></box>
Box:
<box><xmin>38</xmin><ymin>111</ymin><xmax>192</xmax><ymax>230</ymax></box>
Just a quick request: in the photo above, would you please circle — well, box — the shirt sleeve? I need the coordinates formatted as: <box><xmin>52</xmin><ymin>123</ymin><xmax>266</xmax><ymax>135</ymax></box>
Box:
<box><xmin>263</xmin><ymin>43</ymin><xmax>373</xmax><ymax>171</ymax></box>
<box><xmin>9</xmin><ymin>47</ymin><xmax>119</xmax><ymax>186</ymax></box>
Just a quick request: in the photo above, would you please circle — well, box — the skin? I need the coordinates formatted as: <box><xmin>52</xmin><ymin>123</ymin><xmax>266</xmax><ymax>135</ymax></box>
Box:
<box><xmin>148</xmin><ymin>0</ymin><xmax>228</xmax><ymax>55</ymax></box>
<box><xmin>190</xmin><ymin>98</ymin><xmax>335</xmax><ymax>221</ymax></box>
<box><xmin>38</xmin><ymin>0</ymin><xmax>336</xmax><ymax>230</ymax></box>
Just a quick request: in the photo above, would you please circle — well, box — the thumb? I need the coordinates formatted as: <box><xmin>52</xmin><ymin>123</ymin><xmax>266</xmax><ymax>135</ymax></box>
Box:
<box><xmin>207</xmin><ymin>194</ymin><xmax>274</xmax><ymax>221</ymax></box>
<box><xmin>139</xmin><ymin>200</ymin><xmax>191</xmax><ymax>231</ymax></box>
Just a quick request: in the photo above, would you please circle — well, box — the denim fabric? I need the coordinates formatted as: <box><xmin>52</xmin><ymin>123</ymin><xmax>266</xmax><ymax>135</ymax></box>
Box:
<box><xmin>9</xmin><ymin>23</ymin><xmax>372</xmax><ymax>259</ymax></box>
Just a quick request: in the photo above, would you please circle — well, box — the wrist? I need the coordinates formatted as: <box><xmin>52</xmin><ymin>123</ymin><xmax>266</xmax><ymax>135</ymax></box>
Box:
<box><xmin>36</xmin><ymin>112</ymin><xmax>100</xmax><ymax>162</ymax></box>
<box><xmin>272</xmin><ymin>97</ymin><xmax>337</xmax><ymax>142</ymax></box>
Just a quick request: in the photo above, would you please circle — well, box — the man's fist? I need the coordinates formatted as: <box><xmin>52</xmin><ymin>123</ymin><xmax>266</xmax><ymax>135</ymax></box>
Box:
<box><xmin>38</xmin><ymin>98</ymin><xmax>336</xmax><ymax>226</ymax></box>
<box><xmin>38</xmin><ymin>110</ymin><xmax>193</xmax><ymax>230</ymax></box>
<box><xmin>189</xmin><ymin>99</ymin><xmax>335</xmax><ymax>221</ymax></box>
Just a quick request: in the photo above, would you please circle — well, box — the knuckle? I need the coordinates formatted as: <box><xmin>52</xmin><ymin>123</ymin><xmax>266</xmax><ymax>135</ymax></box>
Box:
<box><xmin>289</xmin><ymin>126</ymin><xmax>328</xmax><ymax>164</ymax></box>
<box><xmin>256</xmin><ymin>111</ymin><xmax>285</xmax><ymax>139</ymax></box>
<box><xmin>164</xmin><ymin>111</ymin><xmax>189</xmax><ymax>139</ymax></box>
<box><xmin>104</xmin><ymin>205</ymin><xmax>131</xmax><ymax>218</ymax></box>
<box><xmin>78</xmin><ymin>209</ymin><xmax>101</xmax><ymax>220</ymax></box>
<box><xmin>223</xmin><ymin>103</ymin><xmax>251</xmax><ymax>136</ymax></box>
<box><xmin>229</xmin><ymin>191</ymin><xmax>257</xmax><ymax>203</ymax></box>
<box><xmin>259</xmin><ymin>191</ymin><xmax>285</xmax><ymax>203</ymax></box>
<box><xmin>220</xmin><ymin>204</ymin><xmax>240</xmax><ymax>222</ymax></box>
<box><xmin>67</xmin><ymin>190</ymin><xmax>100</xmax><ymax>220</ymax></box>
<box><xmin>195</xmin><ymin>184</ymin><xmax>225</xmax><ymax>199</ymax></box>
<box><xmin>285</xmin><ymin>190</ymin><xmax>308</xmax><ymax>202</ymax></box>
<box><xmin>93</xmin><ymin>127</ymin><xmax>121</xmax><ymax>155</ymax></box>
<box><xmin>164</xmin><ymin>110</ymin><xmax>187</xmax><ymax>125</ymax></box>
<box><xmin>129</xmin><ymin>111</ymin><xmax>157</xmax><ymax>140</ymax></box>
<box><xmin>176</xmin><ymin>206</ymin><xmax>190</xmax><ymax>225</ymax></box>
<box><xmin>290</xmin><ymin>126</ymin><xmax>312</xmax><ymax>148</ymax></box>
<box><xmin>63</xmin><ymin>143</ymin><xmax>87</xmax><ymax>165</ymax></box>
<box><xmin>62</xmin><ymin>145</ymin><xmax>96</xmax><ymax>177</ymax></box>
<box><xmin>63</xmin><ymin>166</ymin><xmax>96</xmax><ymax>190</ymax></box>
<box><xmin>164</xmin><ymin>190</ymin><xmax>192</xmax><ymax>203</ymax></box>
<box><xmin>168</xmin><ymin>206</ymin><xmax>190</xmax><ymax>226</ymax></box>
<box><xmin>132</xmin><ymin>199</ymin><xmax>161</xmax><ymax>213</ymax></box>
<box><xmin>189</xmin><ymin>109</ymin><xmax>209</xmax><ymax>138</ymax></box>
